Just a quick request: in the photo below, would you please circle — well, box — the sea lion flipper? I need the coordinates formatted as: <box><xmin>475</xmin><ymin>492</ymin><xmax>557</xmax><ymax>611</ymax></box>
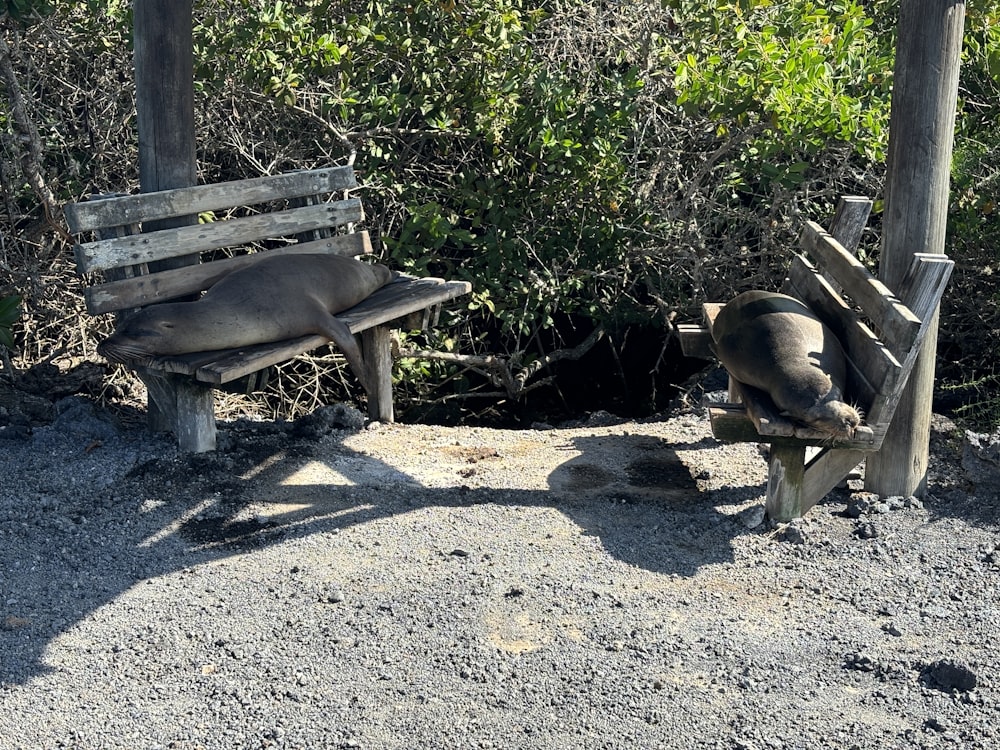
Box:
<box><xmin>317</xmin><ymin>316</ymin><xmax>375</xmax><ymax>397</ymax></box>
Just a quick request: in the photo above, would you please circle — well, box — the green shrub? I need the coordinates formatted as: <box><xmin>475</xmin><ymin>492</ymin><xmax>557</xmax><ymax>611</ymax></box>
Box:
<box><xmin>0</xmin><ymin>295</ymin><xmax>21</xmax><ymax>350</ymax></box>
<box><xmin>670</xmin><ymin>0</ymin><xmax>892</xmax><ymax>192</ymax></box>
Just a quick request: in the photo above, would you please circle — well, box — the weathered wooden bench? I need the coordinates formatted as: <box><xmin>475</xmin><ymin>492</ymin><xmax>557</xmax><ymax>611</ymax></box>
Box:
<box><xmin>678</xmin><ymin>197</ymin><xmax>953</xmax><ymax>521</ymax></box>
<box><xmin>65</xmin><ymin>165</ymin><xmax>471</xmax><ymax>452</ymax></box>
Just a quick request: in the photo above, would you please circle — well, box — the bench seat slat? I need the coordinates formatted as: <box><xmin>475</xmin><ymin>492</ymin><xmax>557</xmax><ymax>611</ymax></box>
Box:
<box><xmin>65</xmin><ymin>166</ymin><xmax>357</xmax><ymax>233</ymax></box>
<box><xmin>708</xmin><ymin>403</ymin><xmax>879</xmax><ymax>448</ymax></box>
<box><xmin>84</xmin><ymin>233</ymin><xmax>373</xmax><ymax>314</ymax></box>
<box><xmin>130</xmin><ymin>276</ymin><xmax>473</xmax><ymax>384</ymax></box>
<box><xmin>75</xmin><ymin>199</ymin><xmax>363</xmax><ymax>274</ymax></box>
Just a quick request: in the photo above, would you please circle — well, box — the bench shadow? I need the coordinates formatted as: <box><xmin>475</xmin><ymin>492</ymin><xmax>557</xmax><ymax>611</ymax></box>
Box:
<box><xmin>0</xmin><ymin>419</ymin><xmax>756</xmax><ymax>685</ymax></box>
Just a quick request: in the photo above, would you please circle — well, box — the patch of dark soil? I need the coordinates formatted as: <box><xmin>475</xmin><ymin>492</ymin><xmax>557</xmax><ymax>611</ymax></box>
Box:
<box><xmin>625</xmin><ymin>454</ymin><xmax>691</xmax><ymax>488</ymax></box>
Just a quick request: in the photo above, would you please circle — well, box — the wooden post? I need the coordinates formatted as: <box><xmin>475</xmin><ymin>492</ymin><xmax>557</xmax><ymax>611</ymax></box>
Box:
<box><xmin>133</xmin><ymin>1</ymin><xmax>214</xmax><ymax>449</ymax></box>
<box><xmin>362</xmin><ymin>326</ymin><xmax>395</xmax><ymax>422</ymax></box>
<box><xmin>766</xmin><ymin>443</ymin><xmax>807</xmax><ymax>521</ymax></box>
<box><xmin>865</xmin><ymin>0</ymin><xmax>965</xmax><ymax>498</ymax></box>
<box><xmin>134</xmin><ymin>0</ymin><xmax>196</xmax><ymax>196</ymax></box>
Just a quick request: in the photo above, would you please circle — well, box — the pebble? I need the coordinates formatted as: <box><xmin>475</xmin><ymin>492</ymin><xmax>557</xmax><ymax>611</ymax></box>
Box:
<box><xmin>855</xmin><ymin>522</ymin><xmax>879</xmax><ymax>540</ymax></box>
<box><xmin>922</xmin><ymin>659</ymin><xmax>979</xmax><ymax>692</ymax></box>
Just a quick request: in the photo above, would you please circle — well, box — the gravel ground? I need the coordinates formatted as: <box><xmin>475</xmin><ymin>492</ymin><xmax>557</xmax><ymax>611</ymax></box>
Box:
<box><xmin>0</xmin><ymin>389</ymin><xmax>998</xmax><ymax>749</ymax></box>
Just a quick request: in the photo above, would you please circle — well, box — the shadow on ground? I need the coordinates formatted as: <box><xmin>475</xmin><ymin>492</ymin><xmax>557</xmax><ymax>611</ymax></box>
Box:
<box><xmin>0</xmin><ymin>411</ymin><xmax>767</xmax><ymax>684</ymax></box>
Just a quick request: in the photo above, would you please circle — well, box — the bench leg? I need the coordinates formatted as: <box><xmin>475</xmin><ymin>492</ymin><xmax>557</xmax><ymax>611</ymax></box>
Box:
<box><xmin>141</xmin><ymin>371</ymin><xmax>217</xmax><ymax>452</ymax></box>
<box><xmin>362</xmin><ymin>325</ymin><xmax>394</xmax><ymax>423</ymax></box>
<box><xmin>802</xmin><ymin>448</ymin><xmax>866</xmax><ymax>512</ymax></box>
<box><xmin>766</xmin><ymin>443</ymin><xmax>807</xmax><ymax>521</ymax></box>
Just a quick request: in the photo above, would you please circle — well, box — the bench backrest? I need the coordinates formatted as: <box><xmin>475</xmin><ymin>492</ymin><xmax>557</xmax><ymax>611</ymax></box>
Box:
<box><xmin>64</xmin><ymin>165</ymin><xmax>371</xmax><ymax>317</ymax></box>
<box><xmin>783</xmin><ymin>221</ymin><xmax>953</xmax><ymax>434</ymax></box>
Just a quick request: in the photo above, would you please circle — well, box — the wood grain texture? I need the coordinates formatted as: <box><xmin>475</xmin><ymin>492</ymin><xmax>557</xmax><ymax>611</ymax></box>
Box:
<box><xmin>65</xmin><ymin>166</ymin><xmax>357</xmax><ymax>233</ymax></box>
<box><xmin>75</xmin><ymin>199</ymin><xmax>363</xmax><ymax>273</ymax></box>
<box><xmin>867</xmin><ymin>0</ymin><xmax>965</xmax><ymax>498</ymax></box>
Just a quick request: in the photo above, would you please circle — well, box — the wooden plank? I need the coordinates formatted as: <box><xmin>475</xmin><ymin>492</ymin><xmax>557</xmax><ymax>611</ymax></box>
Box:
<box><xmin>896</xmin><ymin>254</ymin><xmax>954</xmax><ymax>328</ymax></box>
<box><xmin>75</xmin><ymin>199</ymin><xmax>364</xmax><ymax>274</ymax></box>
<box><xmin>867</xmin><ymin>0</ymin><xmax>964</xmax><ymax>499</ymax></box>
<box><xmin>800</xmin><ymin>222</ymin><xmax>921</xmax><ymax>347</ymax></box>
<box><xmin>134</xmin><ymin>0</ymin><xmax>196</xmax><ymax>195</ymax></box>
<box><xmin>701</xmin><ymin>302</ymin><xmax>725</xmax><ymax>329</ymax></box>
<box><xmin>65</xmin><ymin>166</ymin><xmax>357</xmax><ymax>233</ymax></box>
<box><xmin>84</xmin><ymin>233</ymin><xmax>372</xmax><ymax>314</ymax></box>
<box><xmin>766</xmin><ymin>443</ymin><xmax>808</xmax><ymax>520</ymax></box>
<box><xmin>800</xmin><ymin>448</ymin><xmax>867</xmax><ymax>513</ymax></box>
<box><xmin>866</xmin><ymin>254</ymin><xmax>954</xmax><ymax>425</ymax></box>
<box><xmin>140</xmin><ymin>370</ymin><xmax>217</xmax><ymax>452</ymax></box>
<box><xmin>676</xmin><ymin>323</ymin><xmax>714</xmax><ymax>359</ymax></box>
<box><xmin>708</xmin><ymin>402</ymin><xmax>877</xmax><ymax>449</ymax></box>
<box><xmin>336</xmin><ymin>277</ymin><xmax>473</xmax><ymax>333</ymax></box>
<box><xmin>828</xmin><ymin>196</ymin><xmax>873</xmax><ymax>253</ymax></box>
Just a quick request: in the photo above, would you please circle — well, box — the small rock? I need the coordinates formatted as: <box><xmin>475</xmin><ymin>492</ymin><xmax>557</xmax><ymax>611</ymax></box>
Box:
<box><xmin>921</xmin><ymin>659</ymin><xmax>978</xmax><ymax>692</ymax></box>
<box><xmin>924</xmin><ymin>716</ymin><xmax>949</xmax><ymax>732</ymax></box>
<box><xmin>775</xmin><ymin>520</ymin><xmax>808</xmax><ymax>544</ymax></box>
<box><xmin>855</xmin><ymin>522</ymin><xmax>879</xmax><ymax>540</ymax></box>
<box><xmin>882</xmin><ymin>622</ymin><xmax>903</xmax><ymax>637</ymax></box>
<box><xmin>293</xmin><ymin>403</ymin><xmax>366</xmax><ymax>438</ymax></box>
<box><xmin>885</xmin><ymin>495</ymin><xmax>907</xmax><ymax>510</ymax></box>
<box><xmin>737</xmin><ymin>504</ymin><xmax>766</xmax><ymax>529</ymax></box>
<box><xmin>1</xmin><ymin>615</ymin><xmax>31</xmax><ymax>631</ymax></box>
<box><xmin>449</xmin><ymin>548</ymin><xmax>470</xmax><ymax>558</ymax></box>
<box><xmin>843</xmin><ymin>652</ymin><xmax>877</xmax><ymax>672</ymax></box>
<box><xmin>318</xmin><ymin>585</ymin><xmax>345</xmax><ymax>604</ymax></box>
<box><xmin>845</xmin><ymin>492</ymin><xmax>878</xmax><ymax>518</ymax></box>
<box><xmin>583</xmin><ymin>410</ymin><xmax>624</xmax><ymax>427</ymax></box>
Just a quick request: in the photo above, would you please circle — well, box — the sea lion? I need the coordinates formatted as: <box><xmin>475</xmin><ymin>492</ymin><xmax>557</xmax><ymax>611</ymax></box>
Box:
<box><xmin>711</xmin><ymin>290</ymin><xmax>862</xmax><ymax>440</ymax></box>
<box><xmin>98</xmin><ymin>253</ymin><xmax>394</xmax><ymax>395</ymax></box>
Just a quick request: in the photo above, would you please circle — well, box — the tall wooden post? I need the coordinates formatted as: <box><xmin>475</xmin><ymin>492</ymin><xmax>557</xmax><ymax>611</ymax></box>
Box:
<box><xmin>134</xmin><ymin>0</ymin><xmax>196</xmax><ymax>196</ymax></box>
<box><xmin>132</xmin><ymin>1</ymin><xmax>215</xmax><ymax>451</ymax></box>
<box><xmin>865</xmin><ymin>0</ymin><xmax>965</xmax><ymax>497</ymax></box>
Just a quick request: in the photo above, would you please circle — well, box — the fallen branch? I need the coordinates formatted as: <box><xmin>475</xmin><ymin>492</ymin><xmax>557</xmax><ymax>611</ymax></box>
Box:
<box><xmin>397</xmin><ymin>324</ymin><xmax>606</xmax><ymax>401</ymax></box>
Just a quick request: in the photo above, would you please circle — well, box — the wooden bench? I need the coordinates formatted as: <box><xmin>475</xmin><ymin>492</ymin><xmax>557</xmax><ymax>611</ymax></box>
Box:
<box><xmin>65</xmin><ymin>165</ymin><xmax>471</xmax><ymax>452</ymax></box>
<box><xmin>678</xmin><ymin>197</ymin><xmax>953</xmax><ymax>521</ymax></box>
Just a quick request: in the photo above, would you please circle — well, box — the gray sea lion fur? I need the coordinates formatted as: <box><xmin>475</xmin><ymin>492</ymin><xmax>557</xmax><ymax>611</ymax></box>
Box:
<box><xmin>98</xmin><ymin>253</ymin><xmax>394</xmax><ymax>396</ymax></box>
<box><xmin>712</xmin><ymin>290</ymin><xmax>862</xmax><ymax>440</ymax></box>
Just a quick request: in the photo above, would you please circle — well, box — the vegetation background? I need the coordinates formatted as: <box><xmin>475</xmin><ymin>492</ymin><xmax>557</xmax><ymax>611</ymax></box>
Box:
<box><xmin>0</xmin><ymin>0</ymin><xmax>997</xmax><ymax>426</ymax></box>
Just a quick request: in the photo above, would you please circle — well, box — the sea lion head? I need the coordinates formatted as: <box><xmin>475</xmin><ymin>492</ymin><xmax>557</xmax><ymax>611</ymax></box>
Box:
<box><xmin>800</xmin><ymin>398</ymin><xmax>863</xmax><ymax>440</ymax></box>
<box><xmin>775</xmin><ymin>370</ymin><xmax>862</xmax><ymax>440</ymax></box>
<box><xmin>97</xmin><ymin>303</ymin><xmax>196</xmax><ymax>365</ymax></box>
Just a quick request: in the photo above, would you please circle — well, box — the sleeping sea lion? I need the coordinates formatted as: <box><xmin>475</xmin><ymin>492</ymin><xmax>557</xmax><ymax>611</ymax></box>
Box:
<box><xmin>98</xmin><ymin>253</ymin><xmax>394</xmax><ymax>395</ymax></box>
<box><xmin>712</xmin><ymin>290</ymin><xmax>862</xmax><ymax>440</ymax></box>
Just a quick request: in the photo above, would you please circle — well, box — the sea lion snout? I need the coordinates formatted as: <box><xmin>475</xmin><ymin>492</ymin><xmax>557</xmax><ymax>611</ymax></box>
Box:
<box><xmin>803</xmin><ymin>399</ymin><xmax>862</xmax><ymax>440</ymax></box>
